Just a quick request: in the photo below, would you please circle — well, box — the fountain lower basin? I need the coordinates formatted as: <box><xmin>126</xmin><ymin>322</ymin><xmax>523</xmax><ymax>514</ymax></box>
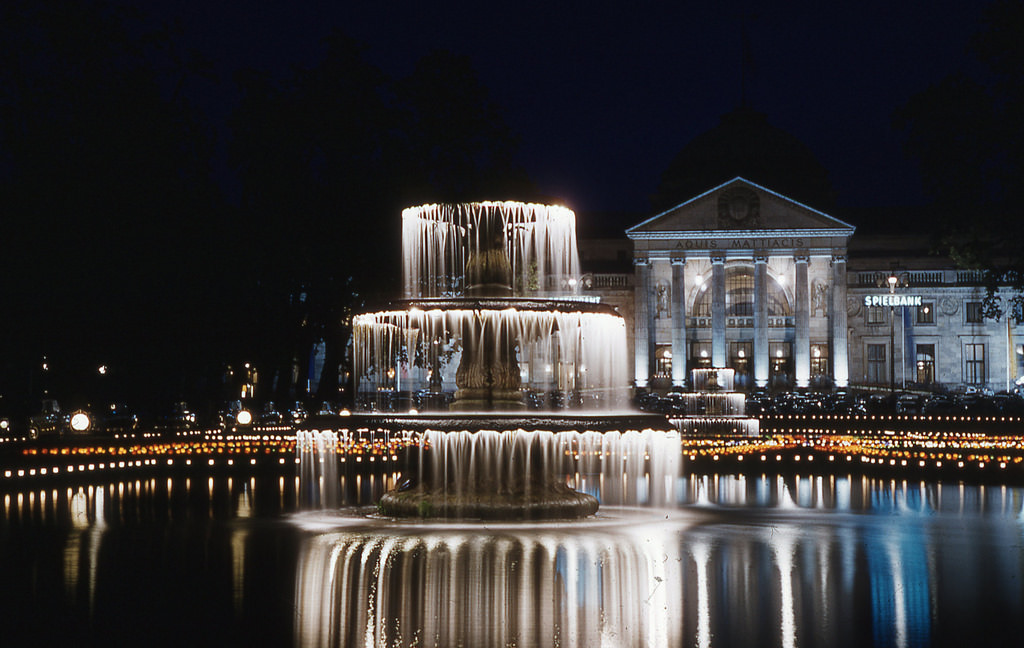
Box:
<box><xmin>298</xmin><ymin>417</ymin><xmax>684</xmax><ymax>520</ymax></box>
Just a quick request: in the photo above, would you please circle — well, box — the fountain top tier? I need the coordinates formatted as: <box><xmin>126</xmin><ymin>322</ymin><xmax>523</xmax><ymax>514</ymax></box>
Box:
<box><xmin>402</xmin><ymin>201</ymin><xmax>581</xmax><ymax>299</ymax></box>
<box><xmin>354</xmin><ymin>200</ymin><xmax>629</xmax><ymax>415</ymax></box>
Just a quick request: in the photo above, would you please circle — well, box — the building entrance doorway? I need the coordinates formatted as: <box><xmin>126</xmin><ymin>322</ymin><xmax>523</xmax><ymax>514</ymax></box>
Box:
<box><xmin>770</xmin><ymin>341</ymin><xmax>792</xmax><ymax>387</ymax></box>
<box><xmin>729</xmin><ymin>341</ymin><xmax>753</xmax><ymax>389</ymax></box>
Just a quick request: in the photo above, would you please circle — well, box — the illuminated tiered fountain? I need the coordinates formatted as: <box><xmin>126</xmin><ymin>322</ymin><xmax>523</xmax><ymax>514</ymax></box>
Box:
<box><xmin>299</xmin><ymin>201</ymin><xmax>674</xmax><ymax>519</ymax></box>
<box><xmin>290</xmin><ymin>202</ymin><xmax>687</xmax><ymax>643</ymax></box>
<box><xmin>673</xmin><ymin>368</ymin><xmax>760</xmax><ymax>437</ymax></box>
<box><xmin>349</xmin><ymin>202</ymin><xmax>647</xmax><ymax>518</ymax></box>
<box><xmin>353</xmin><ymin>202</ymin><xmax>628</xmax><ymax>412</ymax></box>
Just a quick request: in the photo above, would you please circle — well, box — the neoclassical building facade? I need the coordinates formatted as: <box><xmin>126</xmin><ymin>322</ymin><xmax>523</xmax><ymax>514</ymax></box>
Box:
<box><xmin>581</xmin><ymin>177</ymin><xmax>1024</xmax><ymax>393</ymax></box>
<box><xmin>625</xmin><ymin>178</ymin><xmax>855</xmax><ymax>390</ymax></box>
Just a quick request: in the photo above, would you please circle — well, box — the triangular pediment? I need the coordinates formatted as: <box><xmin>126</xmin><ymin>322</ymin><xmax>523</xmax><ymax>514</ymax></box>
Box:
<box><xmin>627</xmin><ymin>177</ymin><xmax>855</xmax><ymax>238</ymax></box>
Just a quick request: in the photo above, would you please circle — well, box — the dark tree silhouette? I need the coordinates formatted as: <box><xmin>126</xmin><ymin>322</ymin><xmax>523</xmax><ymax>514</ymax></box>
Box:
<box><xmin>229</xmin><ymin>33</ymin><xmax>398</xmax><ymax>405</ymax></box>
<box><xmin>651</xmin><ymin>106</ymin><xmax>836</xmax><ymax>213</ymax></box>
<box><xmin>0</xmin><ymin>0</ymin><xmax>227</xmax><ymax>414</ymax></box>
<box><xmin>229</xmin><ymin>36</ymin><xmax>534</xmax><ymax>406</ymax></box>
<box><xmin>896</xmin><ymin>0</ymin><xmax>1024</xmax><ymax>319</ymax></box>
<box><xmin>393</xmin><ymin>50</ymin><xmax>535</xmax><ymax>205</ymax></box>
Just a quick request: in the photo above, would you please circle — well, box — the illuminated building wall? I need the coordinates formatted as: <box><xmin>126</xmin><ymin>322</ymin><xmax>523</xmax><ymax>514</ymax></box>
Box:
<box><xmin>580</xmin><ymin>178</ymin><xmax>1024</xmax><ymax>393</ymax></box>
<box><xmin>623</xmin><ymin>177</ymin><xmax>855</xmax><ymax>390</ymax></box>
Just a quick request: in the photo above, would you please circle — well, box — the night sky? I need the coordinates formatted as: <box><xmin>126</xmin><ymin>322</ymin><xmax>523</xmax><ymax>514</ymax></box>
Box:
<box><xmin>0</xmin><ymin>0</ymin><xmax>1003</xmax><ymax>414</ymax></box>
<box><xmin>161</xmin><ymin>0</ymin><xmax>985</xmax><ymax>214</ymax></box>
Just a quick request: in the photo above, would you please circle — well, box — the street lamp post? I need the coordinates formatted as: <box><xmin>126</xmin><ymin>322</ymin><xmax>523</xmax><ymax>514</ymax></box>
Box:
<box><xmin>888</xmin><ymin>276</ymin><xmax>897</xmax><ymax>393</ymax></box>
<box><xmin>879</xmin><ymin>269</ymin><xmax>909</xmax><ymax>393</ymax></box>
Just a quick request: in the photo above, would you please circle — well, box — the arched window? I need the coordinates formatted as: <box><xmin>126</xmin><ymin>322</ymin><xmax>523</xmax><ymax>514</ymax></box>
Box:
<box><xmin>693</xmin><ymin>265</ymin><xmax>791</xmax><ymax>317</ymax></box>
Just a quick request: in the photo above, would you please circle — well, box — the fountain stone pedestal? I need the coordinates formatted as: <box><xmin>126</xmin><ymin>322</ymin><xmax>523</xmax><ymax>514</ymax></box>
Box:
<box><xmin>378</xmin><ymin>479</ymin><xmax>599</xmax><ymax>520</ymax></box>
<box><xmin>449</xmin><ymin>215</ymin><xmax>527</xmax><ymax>411</ymax></box>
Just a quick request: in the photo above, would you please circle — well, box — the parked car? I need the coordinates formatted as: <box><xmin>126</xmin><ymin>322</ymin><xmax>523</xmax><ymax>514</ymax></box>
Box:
<box><xmin>895</xmin><ymin>393</ymin><xmax>925</xmax><ymax>414</ymax></box>
<box><xmin>922</xmin><ymin>394</ymin><xmax>964</xmax><ymax>415</ymax></box>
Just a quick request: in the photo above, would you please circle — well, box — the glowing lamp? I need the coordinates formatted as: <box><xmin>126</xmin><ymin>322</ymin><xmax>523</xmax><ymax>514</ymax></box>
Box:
<box><xmin>236</xmin><ymin>410</ymin><xmax>253</xmax><ymax>426</ymax></box>
<box><xmin>70</xmin><ymin>412</ymin><xmax>91</xmax><ymax>432</ymax></box>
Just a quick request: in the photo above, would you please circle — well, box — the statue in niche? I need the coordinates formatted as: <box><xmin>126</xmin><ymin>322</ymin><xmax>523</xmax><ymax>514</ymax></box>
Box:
<box><xmin>811</xmin><ymin>281</ymin><xmax>829</xmax><ymax>317</ymax></box>
<box><xmin>654</xmin><ymin>281</ymin><xmax>670</xmax><ymax>318</ymax></box>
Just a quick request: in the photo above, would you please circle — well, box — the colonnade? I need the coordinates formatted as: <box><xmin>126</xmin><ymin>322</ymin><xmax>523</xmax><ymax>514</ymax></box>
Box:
<box><xmin>633</xmin><ymin>254</ymin><xmax>849</xmax><ymax>390</ymax></box>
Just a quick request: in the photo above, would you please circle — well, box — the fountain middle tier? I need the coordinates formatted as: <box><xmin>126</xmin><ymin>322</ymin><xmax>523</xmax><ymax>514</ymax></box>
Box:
<box><xmin>353</xmin><ymin>298</ymin><xmax>629</xmax><ymax>412</ymax></box>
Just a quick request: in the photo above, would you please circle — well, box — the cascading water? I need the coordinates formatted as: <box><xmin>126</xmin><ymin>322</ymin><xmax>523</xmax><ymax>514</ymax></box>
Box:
<box><xmin>353</xmin><ymin>202</ymin><xmax>628</xmax><ymax>412</ymax></box>
<box><xmin>354</xmin><ymin>304</ymin><xmax>629</xmax><ymax>411</ymax></box>
<box><xmin>306</xmin><ymin>200</ymin><xmax>676</xmax><ymax>520</ymax></box>
<box><xmin>400</xmin><ymin>201</ymin><xmax>580</xmax><ymax>300</ymax></box>
<box><xmin>297</xmin><ymin>430</ymin><xmax>339</xmax><ymax>509</ymax></box>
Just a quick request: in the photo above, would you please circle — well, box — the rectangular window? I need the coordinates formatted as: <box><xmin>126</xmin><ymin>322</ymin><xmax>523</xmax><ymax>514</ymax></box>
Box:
<box><xmin>729</xmin><ymin>341</ymin><xmax>752</xmax><ymax>376</ymax></box>
<box><xmin>810</xmin><ymin>344</ymin><xmax>829</xmax><ymax>376</ymax></box>
<box><xmin>725</xmin><ymin>271</ymin><xmax>754</xmax><ymax>316</ymax></box>
<box><xmin>964</xmin><ymin>343</ymin><xmax>985</xmax><ymax>384</ymax></box>
<box><xmin>655</xmin><ymin>345</ymin><xmax>672</xmax><ymax>377</ymax></box>
<box><xmin>769</xmin><ymin>342</ymin><xmax>791</xmax><ymax>379</ymax></box>
<box><xmin>693</xmin><ymin>294</ymin><xmax>711</xmax><ymax>318</ymax></box>
<box><xmin>916</xmin><ymin>302</ymin><xmax>935</xmax><ymax>325</ymax></box>
<box><xmin>916</xmin><ymin>343</ymin><xmax>935</xmax><ymax>384</ymax></box>
<box><xmin>691</xmin><ymin>341</ymin><xmax>712</xmax><ymax>368</ymax></box>
<box><xmin>966</xmin><ymin>301</ymin><xmax>984</xmax><ymax>324</ymax></box>
<box><xmin>866</xmin><ymin>306</ymin><xmax>887</xmax><ymax>325</ymax></box>
<box><xmin>867</xmin><ymin>343</ymin><xmax>887</xmax><ymax>384</ymax></box>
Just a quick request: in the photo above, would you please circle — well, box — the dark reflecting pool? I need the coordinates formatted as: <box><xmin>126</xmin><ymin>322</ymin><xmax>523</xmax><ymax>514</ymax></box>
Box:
<box><xmin>2</xmin><ymin>471</ymin><xmax>1022</xmax><ymax>647</ymax></box>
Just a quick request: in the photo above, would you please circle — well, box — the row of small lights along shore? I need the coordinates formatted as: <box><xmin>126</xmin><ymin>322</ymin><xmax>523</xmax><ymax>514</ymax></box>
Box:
<box><xmin>1</xmin><ymin>425</ymin><xmax>422</xmax><ymax>483</ymax></box>
<box><xmin>760</xmin><ymin>413</ymin><xmax>1024</xmax><ymax>424</ymax></box>
<box><xmin>682</xmin><ymin>434</ymin><xmax>1024</xmax><ymax>474</ymax></box>
<box><xmin>0</xmin><ymin>430</ymin><xmax>168</xmax><ymax>444</ymax></box>
<box><xmin>760</xmin><ymin>415</ymin><xmax>1024</xmax><ymax>438</ymax></box>
<box><xmin>2</xmin><ymin>429</ymin><xmax>293</xmax><ymax>482</ymax></box>
<box><xmin>5</xmin><ymin>421</ymin><xmax>1024</xmax><ymax>482</ymax></box>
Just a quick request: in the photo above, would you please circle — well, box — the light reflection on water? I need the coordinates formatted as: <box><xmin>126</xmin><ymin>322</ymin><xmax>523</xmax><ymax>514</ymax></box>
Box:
<box><xmin>2</xmin><ymin>473</ymin><xmax>1024</xmax><ymax>647</ymax></box>
<box><xmin>295</xmin><ymin>512</ymin><xmax>687</xmax><ymax>648</ymax></box>
<box><xmin>292</xmin><ymin>474</ymin><xmax>1024</xmax><ymax>648</ymax></box>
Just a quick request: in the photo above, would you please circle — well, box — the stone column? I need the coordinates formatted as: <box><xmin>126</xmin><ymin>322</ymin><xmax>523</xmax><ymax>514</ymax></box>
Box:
<box><xmin>711</xmin><ymin>256</ymin><xmax>726</xmax><ymax>368</ymax></box>
<box><xmin>794</xmin><ymin>255</ymin><xmax>810</xmax><ymax>387</ymax></box>
<box><xmin>647</xmin><ymin>264</ymin><xmax>658</xmax><ymax>384</ymax></box>
<box><xmin>753</xmin><ymin>255</ymin><xmax>769</xmax><ymax>388</ymax></box>
<box><xmin>831</xmin><ymin>255</ymin><xmax>849</xmax><ymax>387</ymax></box>
<box><xmin>671</xmin><ymin>257</ymin><xmax>687</xmax><ymax>388</ymax></box>
<box><xmin>634</xmin><ymin>257</ymin><xmax>652</xmax><ymax>388</ymax></box>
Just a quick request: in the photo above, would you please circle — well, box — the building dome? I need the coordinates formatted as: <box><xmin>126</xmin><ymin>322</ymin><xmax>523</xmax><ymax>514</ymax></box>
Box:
<box><xmin>652</xmin><ymin>107</ymin><xmax>835</xmax><ymax>212</ymax></box>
